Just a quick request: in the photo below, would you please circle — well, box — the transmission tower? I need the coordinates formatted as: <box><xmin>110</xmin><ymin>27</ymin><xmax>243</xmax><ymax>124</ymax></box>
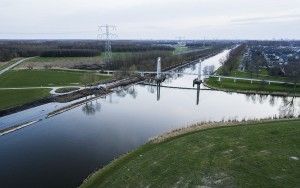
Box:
<box><xmin>98</xmin><ymin>25</ymin><xmax>117</xmax><ymax>63</ymax></box>
<box><xmin>177</xmin><ymin>36</ymin><xmax>186</xmax><ymax>47</ymax></box>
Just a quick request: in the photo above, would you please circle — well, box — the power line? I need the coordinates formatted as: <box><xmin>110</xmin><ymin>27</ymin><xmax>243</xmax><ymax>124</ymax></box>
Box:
<box><xmin>98</xmin><ymin>25</ymin><xmax>117</xmax><ymax>63</ymax></box>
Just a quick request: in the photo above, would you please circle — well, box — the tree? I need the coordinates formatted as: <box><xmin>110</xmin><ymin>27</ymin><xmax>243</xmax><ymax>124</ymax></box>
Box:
<box><xmin>26</xmin><ymin>64</ymin><xmax>33</xmax><ymax>70</ymax></box>
<box><xmin>128</xmin><ymin>64</ymin><xmax>137</xmax><ymax>76</ymax></box>
<box><xmin>219</xmin><ymin>44</ymin><xmax>246</xmax><ymax>76</ymax></box>
<box><xmin>284</xmin><ymin>60</ymin><xmax>300</xmax><ymax>94</ymax></box>
<box><xmin>44</xmin><ymin>64</ymin><xmax>53</xmax><ymax>69</ymax></box>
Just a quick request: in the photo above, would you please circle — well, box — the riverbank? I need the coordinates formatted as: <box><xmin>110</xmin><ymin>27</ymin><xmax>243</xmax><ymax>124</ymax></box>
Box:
<box><xmin>204</xmin><ymin>77</ymin><xmax>300</xmax><ymax>97</ymax></box>
<box><xmin>0</xmin><ymin>48</ymin><xmax>223</xmax><ymax>117</ymax></box>
<box><xmin>80</xmin><ymin>118</ymin><xmax>300</xmax><ymax>188</ymax></box>
<box><xmin>0</xmin><ymin>76</ymin><xmax>143</xmax><ymax>117</ymax></box>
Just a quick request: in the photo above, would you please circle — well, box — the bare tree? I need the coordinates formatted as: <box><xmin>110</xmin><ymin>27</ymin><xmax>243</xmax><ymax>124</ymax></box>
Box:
<box><xmin>285</xmin><ymin>60</ymin><xmax>300</xmax><ymax>94</ymax></box>
<box><xmin>26</xmin><ymin>64</ymin><xmax>33</xmax><ymax>70</ymax></box>
<box><xmin>44</xmin><ymin>64</ymin><xmax>53</xmax><ymax>69</ymax></box>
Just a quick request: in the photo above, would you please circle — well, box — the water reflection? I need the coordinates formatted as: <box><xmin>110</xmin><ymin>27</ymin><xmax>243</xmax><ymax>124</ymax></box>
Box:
<box><xmin>157</xmin><ymin>83</ymin><xmax>161</xmax><ymax>101</ymax></box>
<box><xmin>105</xmin><ymin>84</ymin><xmax>300</xmax><ymax>118</ymax></box>
<box><xmin>279</xmin><ymin>97</ymin><xmax>299</xmax><ymax>118</ymax></box>
<box><xmin>125</xmin><ymin>86</ymin><xmax>138</xmax><ymax>99</ymax></box>
<box><xmin>196</xmin><ymin>84</ymin><xmax>200</xmax><ymax>105</ymax></box>
<box><xmin>269</xmin><ymin>96</ymin><xmax>276</xmax><ymax>106</ymax></box>
<box><xmin>82</xmin><ymin>100</ymin><xmax>101</xmax><ymax>116</ymax></box>
<box><xmin>244</xmin><ymin>94</ymin><xmax>300</xmax><ymax>118</ymax></box>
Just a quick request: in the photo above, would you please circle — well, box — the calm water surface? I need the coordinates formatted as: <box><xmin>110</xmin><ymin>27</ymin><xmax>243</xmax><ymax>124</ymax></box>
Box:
<box><xmin>0</xmin><ymin>50</ymin><xmax>299</xmax><ymax>188</ymax></box>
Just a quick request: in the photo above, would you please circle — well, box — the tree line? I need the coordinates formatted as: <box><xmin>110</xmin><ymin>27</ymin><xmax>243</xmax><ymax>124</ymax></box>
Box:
<box><xmin>40</xmin><ymin>49</ymin><xmax>100</xmax><ymax>57</ymax></box>
<box><xmin>0</xmin><ymin>40</ymin><xmax>174</xmax><ymax>61</ymax></box>
<box><xmin>105</xmin><ymin>47</ymin><xmax>225</xmax><ymax>72</ymax></box>
<box><xmin>219</xmin><ymin>44</ymin><xmax>247</xmax><ymax>75</ymax></box>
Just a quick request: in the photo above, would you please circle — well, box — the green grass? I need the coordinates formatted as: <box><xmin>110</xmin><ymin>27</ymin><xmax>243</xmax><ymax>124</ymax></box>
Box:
<box><xmin>0</xmin><ymin>89</ymin><xmax>51</xmax><ymax>110</ymax></box>
<box><xmin>206</xmin><ymin>77</ymin><xmax>300</xmax><ymax>95</ymax></box>
<box><xmin>0</xmin><ymin>70</ymin><xmax>111</xmax><ymax>87</ymax></box>
<box><xmin>173</xmin><ymin>46</ymin><xmax>189</xmax><ymax>54</ymax></box>
<box><xmin>80</xmin><ymin>119</ymin><xmax>300</xmax><ymax>188</ymax></box>
<box><xmin>26</xmin><ymin>56</ymin><xmax>102</xmax><ymax>63</ymax></box>
<box><xmin>229</xmin><ymin>70</ymin><xmax>290</xmax><ymax>82</ymax></box>
<box><xmin>15</xmin><ymin>56</ymin><xmax>103</xmax><ymax>69</ymax></box>
<box><xmin>26</xmin><ymin>52</ymin><xmax>129</xmax><ymax>63</ymax></box>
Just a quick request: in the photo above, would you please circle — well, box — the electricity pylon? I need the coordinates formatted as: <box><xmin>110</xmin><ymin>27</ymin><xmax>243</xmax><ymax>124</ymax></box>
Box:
<box><xmin>98</xmin><ymin>25</ymin><xmax>117</xmax><ymax>63</ymax></box>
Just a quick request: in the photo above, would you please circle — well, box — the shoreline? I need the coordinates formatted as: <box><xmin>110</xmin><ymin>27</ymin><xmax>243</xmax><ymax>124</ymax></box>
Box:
<box><xmin>0</xmin><ymin>77</ymin><xmax>144</xmax><ymax>117</ymax></box>
<box><xmin>0</xmin><ymin>50</ymin><xmax>222</xmax><ymax>118</ymax></box>
<box><xmin>0</xmin><ymin>77</ymin><xmax>144</xmax><ymax>137</ymax></box>
<box><xmin>203</xmin><ymin>81</ymin><xmax>300</xmax><ymax>97</ymax></box>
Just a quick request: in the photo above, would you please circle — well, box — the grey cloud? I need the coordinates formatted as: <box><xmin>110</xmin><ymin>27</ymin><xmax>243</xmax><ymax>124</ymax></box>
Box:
<box><xmin>231</xmin><ymin>14</ymin><xmax>300</xmax><ymax>24</ymax></box>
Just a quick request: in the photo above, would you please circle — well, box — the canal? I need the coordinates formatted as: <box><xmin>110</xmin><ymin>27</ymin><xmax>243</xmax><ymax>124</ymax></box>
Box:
<box><xmin>0</xmin><ymin>50</ymin><xmax>299</xmax><ymax>188</ymax></box>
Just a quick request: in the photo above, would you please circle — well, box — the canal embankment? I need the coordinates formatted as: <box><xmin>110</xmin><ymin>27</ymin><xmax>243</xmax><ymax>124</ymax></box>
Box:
<box><xmin>80</xmin><ymin>117</ymin><xmax>300</xmax><ymax>188</ymax></box>
<box><xmin>203</xmin><ymin>77</ymin><xmax>300</xmax><ymax>97</ymax></box>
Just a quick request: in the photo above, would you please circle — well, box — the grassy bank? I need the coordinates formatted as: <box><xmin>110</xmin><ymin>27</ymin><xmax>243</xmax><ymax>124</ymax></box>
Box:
<box><xmin>0</xmin><ymin>70</ymin><xmax>111</xmax><ymax>87</ymax></box>
<box><xmin>229</xmin><ymin>70</ymin><xmax>290</xmax><ymax>82</ymax></box>
<box><xmin>0</xmin><ymin>89</ymin><xmax>51</xmax><ymax>110</ymax></box>
<box><xmin>205</xmin><ymin>77</ymin><xmax>299</xmax><ymax>96</ymax></box>
<box><xmin>80</xmin><ymin>119</ymin><xmax>300</xmax><ymax>188</ymax></box>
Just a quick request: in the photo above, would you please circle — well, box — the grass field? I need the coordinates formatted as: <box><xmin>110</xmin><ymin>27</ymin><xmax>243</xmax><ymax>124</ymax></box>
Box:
<box><xmin>15</xmin><ymin>56</ymin><xmax>103</xmax><ymax>69</ymax></box>
<box><xmin>0</xmin><ymin>89</ymin><xmax>51</xmax><ymax>110</ymax></box>
<box><xmin>205</xmin><ymin>77</ymin><xmax>300</xmax><ymax>95</ymax></box>
<box><xmin>80</xmin><ymin>119</ymin><xmax>300</xmax><ymax>188</ymax></box>
<box><xmin>0</xmin><ymin>70</ymin><xmax>111</xmax><ymax>87</ymax></box>
<box><xmin>229</xmin><ymin>70</ymin><xmax>290</xmax><ymax>82</ymax></box>
<box><xmin>14</xmin><ymin>52</ymin><xmax>147</xmax><ymax>69</ymax></box>
<box><xmin>173</xmin><ymin>46</ymin><xmax>189</xmax><ymax>54</ymax></box>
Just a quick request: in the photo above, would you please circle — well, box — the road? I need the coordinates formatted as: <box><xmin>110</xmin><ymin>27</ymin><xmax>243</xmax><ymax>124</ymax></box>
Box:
<box><xmin>0</xmin><ymin>57</ymin><xmax>35</xmax><ymax>75</ymax></box>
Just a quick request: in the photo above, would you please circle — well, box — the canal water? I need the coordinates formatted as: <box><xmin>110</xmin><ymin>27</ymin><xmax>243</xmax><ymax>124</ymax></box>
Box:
<box><xmin>0</xmin><ymin>50</ymin><xmax>299</xmax><ymax>188</ymax></box>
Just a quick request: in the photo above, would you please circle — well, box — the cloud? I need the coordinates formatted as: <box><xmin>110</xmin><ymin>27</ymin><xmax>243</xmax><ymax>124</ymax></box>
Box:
<box><xmin>0</xmin><ymin>0</ymin><xmax>300</xmax><ymax>39</ymax></box>
<box><xmin>231</xmin><ymin>13</ymin><xmax>300</xmax><ymax>24</ymax></box>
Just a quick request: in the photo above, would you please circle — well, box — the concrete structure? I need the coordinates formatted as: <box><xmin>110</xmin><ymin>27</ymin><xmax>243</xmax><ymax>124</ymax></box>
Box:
<box><xmin>193</xmin><ymin>59</ymin><xmax>203</xmax><ymax>86</ymax></box>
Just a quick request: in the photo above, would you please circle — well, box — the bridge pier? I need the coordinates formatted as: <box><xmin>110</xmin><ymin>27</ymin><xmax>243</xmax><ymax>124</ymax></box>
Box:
<box><xmin>155</xmin><ymin>57</ymin><xmax>166</xmax><ymax>82</ymax></box>
<box><xmin>193</xmin><ymin>59</ymin><xmax>203</xmax><ymax>87</ymax></box>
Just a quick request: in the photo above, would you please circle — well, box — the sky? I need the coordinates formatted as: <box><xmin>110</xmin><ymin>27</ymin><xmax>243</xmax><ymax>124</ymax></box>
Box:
<box><xmin>0</xmin><ymin>0</ymin><xmax>300</xmax><ymax>40</ymax></box>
